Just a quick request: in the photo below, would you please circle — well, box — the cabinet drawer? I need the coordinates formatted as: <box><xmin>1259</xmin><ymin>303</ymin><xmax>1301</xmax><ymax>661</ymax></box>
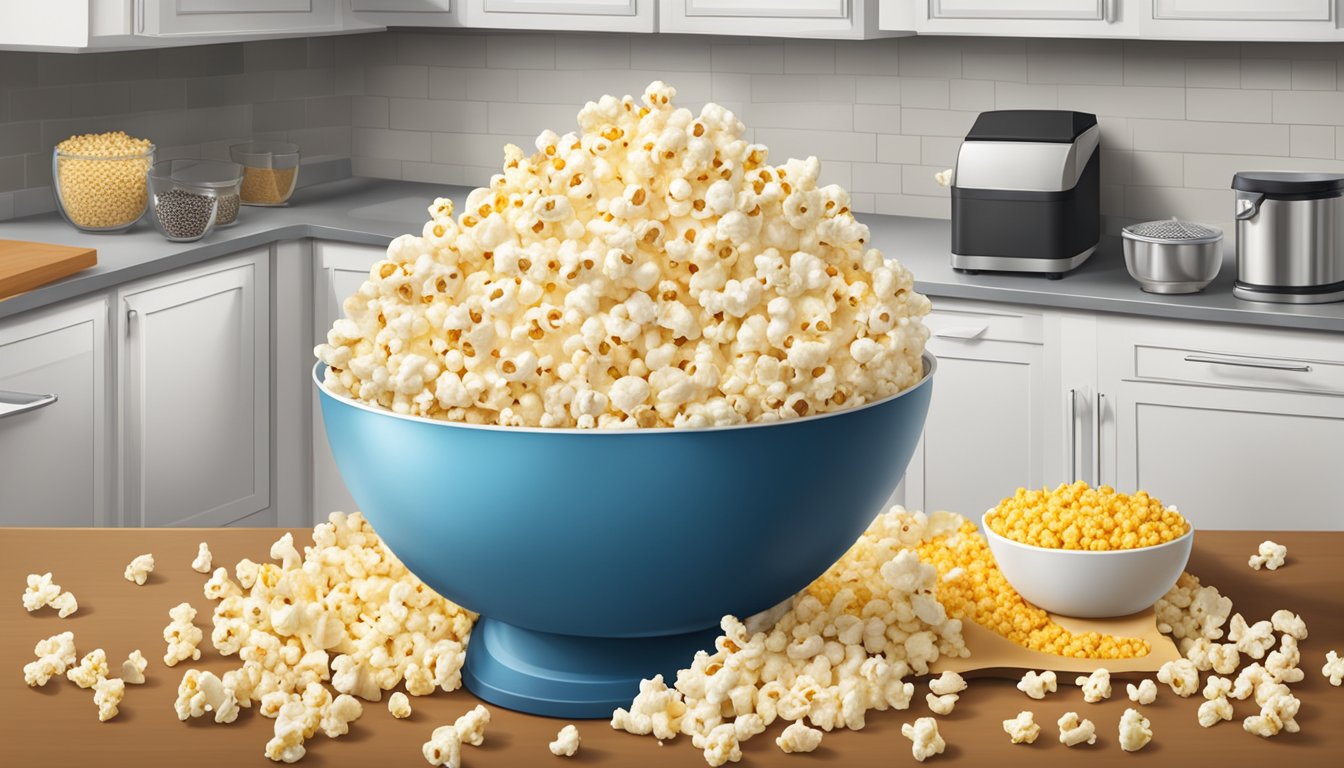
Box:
<box><xmin>1100</xmin><ymin>316</ymin><xmax>1344</xmax><ymax>396</ymax></box>
<box><xmin>925</xmin><ymin>299</ymin><xmax>1044</xmax><ymax>345</ymax></box>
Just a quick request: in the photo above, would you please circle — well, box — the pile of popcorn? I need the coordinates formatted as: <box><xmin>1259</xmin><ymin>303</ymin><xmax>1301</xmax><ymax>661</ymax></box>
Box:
<box><xmin>315</xmin><ymin>81</ymin><xmax>930</xmax><ymax>428</ymax></box>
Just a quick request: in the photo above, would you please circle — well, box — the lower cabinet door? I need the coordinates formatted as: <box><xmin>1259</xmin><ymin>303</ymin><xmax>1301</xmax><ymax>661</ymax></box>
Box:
<box><xmin>1107</xmin><ymin>381</ymin><xmax>1344</xmax><ymax>531</ymax></box>
<box><xmin>0</xmin><ymin>297</ymin><xmax>108</xmax><ymax>527</ymax></box>
<box><xmin>118</xmin><ymin>249</ymin><xmax>270</xmax><ymax>527</ymax></box>
<box><xmin>311</xmin><ymin>241</ymin><xmax>385</xmax><ymax>523</ymax></box>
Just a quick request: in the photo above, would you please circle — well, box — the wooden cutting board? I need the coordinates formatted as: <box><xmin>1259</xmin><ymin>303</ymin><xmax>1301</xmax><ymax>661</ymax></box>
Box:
<box><xmin>929</xmin><ymin>607</ymin><xmax>1182</xmax><ymax>679</ymax></box>
<box><xmin>0</xmin><ymin>239</ymin><xmax>97</xmax><ymax>301</ymax></box>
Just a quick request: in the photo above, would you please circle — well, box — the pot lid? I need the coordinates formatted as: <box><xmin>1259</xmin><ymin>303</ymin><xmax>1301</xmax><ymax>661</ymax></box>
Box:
<box><xmin>1122</xmin><ymin>218</ymin><xmax>1223</xmax><ymax>245</ymax></box>
<box><xmin>1232</xmin><ymin>171</ymin><xmax>1344</xmax><ymax>196</ymax></box>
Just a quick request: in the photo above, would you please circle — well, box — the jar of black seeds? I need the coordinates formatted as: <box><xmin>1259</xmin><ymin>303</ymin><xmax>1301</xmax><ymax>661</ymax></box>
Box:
<box><xmin>148</xmin><ymin>159</ymin><xmax>244</xmax><ymax>240</ymax></box>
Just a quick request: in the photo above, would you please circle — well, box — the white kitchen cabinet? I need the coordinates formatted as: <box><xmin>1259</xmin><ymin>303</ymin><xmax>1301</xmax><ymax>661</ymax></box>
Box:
<box><xmin>1096</xmin><ymin>315</ymin><xmax>1344</xmax><ymax>530</ymax></box>
<box><xmin>117</xmin><ymin>249</ymin><xmax>270</xmax><ymax>528</ymax></box>
<box><xmin>0</xmin><ymin>297</ymin><xmax>110</xmax><ymax>527</ymax></box>
<box><xmin>913</xmin><ymin>0</ymin><xmax>1140</xmax><ymax>37</ymax></box>
<box><xmin>662</xmin><ymin>1</ymin><xmax>899</xmax><ymax>39</ymax></box>
<box><xmin>462</xmin><ymin>0</ymin><xmax>657</xmax><ymax>32</ymax></box>
<box><xmin>349</xmin><ymin>0</ymin><xmax>462</xmax><ymax>28</ymax></box>
<box><xmin>1141</xmin><ymin>0</ymin><xmax>1341</xmax><ymax>41</ymax></box>
<box><xmin>310</xmin><ymin>240</ymin><xmax>385</xmax><ymax>522</ymax></box>
<box><xmin>903</xmin><ymin>299</ymin><xmax>1067</xmax><ymax>519</ymax></box>
<box><xmin>137</xmin><ymin>0</ymin><xmax>342</xmax><ymax>37</ymax></box>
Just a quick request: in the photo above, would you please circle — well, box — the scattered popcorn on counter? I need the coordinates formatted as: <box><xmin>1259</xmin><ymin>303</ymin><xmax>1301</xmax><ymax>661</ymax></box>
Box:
<box><xmin>1249</xmin><ymin>541</ymin><xmax>1287</xmax><ymax>571</ymax></box>
<box><xmin>775</xmin><ymin>720</ymin><xmax>823</xmax><ymax>753</ymax></box>
<box><xmin>1075</xmin><ymin>668</ymin><xmax>1111</xmax><ymax>703</ymax></box>
<box><xmin>1126</xmin><ymin>679</ymin><xmax>1157</xmax><ymax>705</ymax></box>
<box><xmin>1157</xmin><ymin>659</ymin><xmax>1199</xmax><ymax>697</ymax></box>
<box><xmin>1198</xmin><ymin>696</ymin><xmax>1234</xmax><ymax>727</ymax></box>
<box><xmin>1016</xmin><ymin>670</ymin><xmax>1057</xmax><ymax>700</ymax></box>
<box><xmin>611</xmin><ymin>674</ymin><xmax>686</xmax><ymax>739</ymax></box>
<box><xmin>321</xmin><ymin>694</ymin><xmax>364</xmax><ymax>738</ymax></box>
<box><xmin>67</xmin><ymin>648</ymin><xmax>109</xmax><ymax>689</ymax></box>
<box><xmin>192</xmin><ymin>543</ymin><xmax>213</xmax><ymax>574</ymax></box>
<box><xmin>93</xmin><ymin>677</ymin><xmax>125</xmax><ymax>722</ymax></box>
<box><xmin>1243</xmin><ymin>690</ymin><xmax>1301</xmax><ymax>738</ymax></box>
<box><xmin>1203</xmin><ymin>675</ymin><xmax>1232</xmax><ymax>700</ymax></box>
<box><xmin>422</xmin><ymin>724</ymin><xmax>462</xmax><ymax>767</ymax></box>
<box><xmin>175</xmin><ymin>669</ymin><xmax>240</xmax><ymax>724</ymax></box>
<box><xmin>1270</xmin><ymin>610</ymin><xmax>1308</xmax><ymax>641</ymax></box>
<box><xmin>1324</xmin><ymin>651</ymin><xmax>1344</xmax><ymax>686</ymax></box>
<box><xmin>1266</xmin><ymin>635</ymin><xmax>1304</xmax><ymax>684</ymax></box>
<box><xmin>269</xmin><ymin>532</ymin><xmax>302</xmax><ymax>570</ymax></box>
<box><xmin>1002</xmin><ymin>711</ymin><xmax>1039</xmax><ymax>744</ymax></box>
<box><xmin>1056</xmin><ymin>711</ymin><xmax>1097</xmax><ymax>747</ymax></box>
<box><xmin>928</xmin><ymin>670</ymin><xmax>966</xmax><ymax>696</ymax></box>
<box><xmin>315</xmin><ymin>81</ymin><xmax>931</xmax><ymax>429</ymax></box>
<box><xmin>122</xmin><ymin>649</ymin><xmax>147</xmax><ymax>685</ymax></box>
<box><xmin>925</xmin><ymin>692</ymin><xmax>958</xmax><ymax>715</ymax></box>
<box><xmin>1228</xmin><ymin>614</ymin><xmax>1276</xmax><ymax>659</ymax></box>
<box><xmin>549</xmin><ymin>724</ymin><xmax>581</xmax><ymax>757</ymax></box>
<box><xmin>124</xmin><ymin>554</ymin><xmax>155</xmax><ymax>585</ymax></box>
<box><xmin>163</xmin><ymin>602</ymin><xmax>203</xmax><ymax>666</ymax></box>
<box><xmin>23</xmin><ymin>572</ymin><xmax>78</xmax><ymax>617</ymax></box>
<box><xmin>454</xmin><ymin>704</ymin><xmax>490</xmax><ymax>747</ymax></box>
<box><xmin>388</xmin><ymin>691</ymin><xmax>412</xmax><ymax>719</ymax></box>
<box><xmin>1185</xmin><ymin>638</ymin><xmax>1241</xmax><ymax>675</ymax></box>
<box><xmin>692</xmin><ymin>723</ymin><xmax>742</xmax><ymax>767</ymax></box>
<box><xmin>1154</xmin><ymin>572</ymin><xmax>1233</xmax><ymax>655</ymax></box>
<box><xmin>24</xmin><ymin>630</ymin><xmax>78</xmax><ymax>687</ymax></box>
<box><xmin>902</xmin><ymin>716</ymin><xmax>946</xmax><ymax>762</ymax></box>
<box><xmin>1118</xmin><ymin>707</ymin><xmax>1152</xmax><ymax>751</ymax></box>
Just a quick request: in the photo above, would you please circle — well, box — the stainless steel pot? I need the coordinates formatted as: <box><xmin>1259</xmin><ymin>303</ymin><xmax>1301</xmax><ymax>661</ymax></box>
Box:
<box><xmin>1121</xmin><ymin>219</ymin><xmax>1223</xmax><ymax>294</ymax></box>
<box><xmin>1232</xmin><ymin>171</ymin><xmax>1344</xmax><ymax>304</ymax></box>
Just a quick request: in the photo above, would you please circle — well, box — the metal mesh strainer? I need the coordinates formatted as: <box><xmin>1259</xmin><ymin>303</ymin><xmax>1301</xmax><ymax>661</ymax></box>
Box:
<box><xmin>1122</xmin><ymin>218</ymin><xmax>1223</xmax><ymax>244</ymax></box>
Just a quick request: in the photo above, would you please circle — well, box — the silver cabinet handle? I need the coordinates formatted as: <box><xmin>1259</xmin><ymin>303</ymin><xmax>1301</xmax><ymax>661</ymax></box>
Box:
<box><xmin>932</xmin><ymin>325</ymin><xmax>987</xmax><ymax>340</ymax></box>
<box><xmin>1184</xmin><ymin>353</ymin><xmax>1312</xmax><ymax>373</ymax></box>
<box><xmin>1067</xmin><ymin>388</ymin><xmax>1078</xmax><ymax>481</ymax></box>
<box><xmin>1093</xmin><ymin>391</ymin><xmax>1105</xmax><ymax>486</ymax></box>
<box><xmin>0</xmin><ymin>390</ymin><xmax>58</xmax><ymax>419</ymax></box>
<box><xmin>1104</xmin><ymin>0</ymin><xmax>1116</xmax><ymax>23</ymax></box>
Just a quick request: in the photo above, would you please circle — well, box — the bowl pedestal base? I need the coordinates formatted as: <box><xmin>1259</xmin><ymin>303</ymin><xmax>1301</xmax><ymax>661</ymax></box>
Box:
<box><xmin>462</xmin><ymin>617</ymin><xmax>720</xmax><ymax>718</ymax></box>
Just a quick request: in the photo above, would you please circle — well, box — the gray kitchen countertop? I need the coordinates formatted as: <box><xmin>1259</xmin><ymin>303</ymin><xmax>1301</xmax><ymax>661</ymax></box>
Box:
<box><xmin>2</xmin><ymin>176</ymin><xmax>1343</xmax><ymax>333</ymax></box>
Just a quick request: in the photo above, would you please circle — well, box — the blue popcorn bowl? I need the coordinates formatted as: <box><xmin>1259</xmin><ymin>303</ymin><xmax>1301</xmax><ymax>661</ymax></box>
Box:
<box><xmin>315</xmin><ymin>353</ymin><xmax>934</xmax><ymax>718</ymax></box>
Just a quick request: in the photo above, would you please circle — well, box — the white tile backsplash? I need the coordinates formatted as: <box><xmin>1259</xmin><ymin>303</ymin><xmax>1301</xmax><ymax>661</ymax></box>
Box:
<box><xmin>3</xmin><ymin>30</ymin><xmax>1344</xmax><ymax>229</ymax></box>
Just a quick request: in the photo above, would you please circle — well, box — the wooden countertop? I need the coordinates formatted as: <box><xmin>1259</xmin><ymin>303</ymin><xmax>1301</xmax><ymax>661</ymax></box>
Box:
<box><xmin>2</xmin><ymin>527</ymin><xmax>1340</xmax><ymax>768</ymax></box>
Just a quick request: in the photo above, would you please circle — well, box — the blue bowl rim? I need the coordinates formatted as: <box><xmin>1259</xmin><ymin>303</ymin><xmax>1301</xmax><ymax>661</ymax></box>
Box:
<box><xmin>314</xmin><ymin>351</ymin><xmax>936</xmax><ymax>436</ymax></box>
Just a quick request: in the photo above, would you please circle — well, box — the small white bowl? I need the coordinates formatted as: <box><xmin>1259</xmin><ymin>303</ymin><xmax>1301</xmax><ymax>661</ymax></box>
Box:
<box><xmin>981</xmin><ymin>511</ymin><xmax>1193</xmax><ymax>618</ymax></box>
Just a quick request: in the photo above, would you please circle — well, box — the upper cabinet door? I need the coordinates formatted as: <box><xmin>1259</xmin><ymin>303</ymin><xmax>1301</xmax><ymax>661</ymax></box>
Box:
<box><xmin>348</xmin><ymin>0</ymin><xmax>463</xmax><ymax>28</ymax></box>
<box><xmin>1143</xmin><ymin>0</ymin><xmax>1342</xmax><ymax>41</ymax></box>
<box><xmin>117</xmin><ymin>249</ymin><xmax>270</xmax><ymax>528</ymax></box>
<box><xmin>917</xmin><ymin>0</ymin><xmax>1139</xmax><ymax>37</ymax></box>
<box><xmin>663</xmin><ymin>0</ymin><xmax>898</xmax><ymax>39</ymax></box>
<box><xmin>137</xmin><ymin>0</ymin><xmax>342</xmax><ymax>37</ymax></box>
<box><xmin>462</xmin><ymin>0</ymin><xmax>656</xmax><ymax>32</ymax></box>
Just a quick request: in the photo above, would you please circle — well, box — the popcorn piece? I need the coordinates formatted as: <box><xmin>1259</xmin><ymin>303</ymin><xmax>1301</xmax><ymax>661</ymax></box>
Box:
<box><xmin>1002</xmin><ymin>711</ymin><xmax>1039</xmax><ymax>744</ymax></box>
<box><xmin>23</xmin><ymin>572</ymin><xmax>62</xmax><ymax>611</ymax></box>
<box><xmin>1126</xmin><ymin>679</ymin><xmax>1157</xmax><ymax>705</ymax></box>
<box><xmin>611</xmin><ymin>675</ymin><xmax>686</xmax><ymax>740</ymax></box>
<box><xmin>270</xmin><ymin>532</ymin><xmax>301</xmax><ymax>570</ymax></box>
<box><xmin>1198</xmin><ymin>696</ymin><xmax>1234</xmax><ymax>727</ymax></box>
<box><xmin>422</xmin><ymin>724</ymin><xmax>462</xmax><ymax>767</ymax></box>
<box><xmin>1324</xmin><ymin>650</ymin><xmax>1344</xmax><ymax>686</ymax></box>
<box><xmin>1231</xmin><ymin>663</ymin><xmax>1269</xmax><ymax>701</ymax></box>
<box><xmin>175</xmin><ymin>669</ymin><xmax>240</xmax><ymax>724</ymax></box>
<box><xmin>266</xmin><ymin>701</ymin><xmax>310</xmax><ymax>764</ymax></box>
<box><xmin>1228</xmin><ymin>614</ymin><xmax>1275</xmax><ymax>659</ymax></box>
<box><xmin>321</xmin><ymin>694</ymin><xmax>364</xmax><ymax>738</ymax></box>
<box><xmin>331</xmin><ymin>654</ymin><xmax>381</xmax><ymax>702</ymax></box>
<box><xmin>1118</xmin><ymin>707</ymin><xmax>1152</xmax><ymax>752</ymax></box>
<box><xmin>1248</xmin><ymin>540</ymin><xmax>1287</xmax><ymax>571</ymax></box>
<box><xmin>1266</xmin><ymin>635</ymin><xmax>1303</xmax><ymax>684</ymax></box>
<box><xmin>1243</xmin><ymin>691</ymin><xmax>1300</xmax><ymax>738</ymax></box>
<box><xmin>50</xmin><ymin>591</ymin><xmax>78</xmax><ymax>618</ymax></box>
<box><xmin>1157</xmin><ymin>659</ymin><xmax>1199</xmax><ymax>697</ymax></box>
<box><xmin>925</xmin><ymin>692</ymin><xmax>958</xmax><ymax>716</ymax></box>
<box><xmin>453</xmin><ymin>704</ymin><xmax>490</xmax><ymax>747</ymax></box>
<box><xmin>192</xmin><ymin>542</ymin><xmax>213</xmax><ymax>573</ymax></box>
<box><xmin>1155</xmin><ymin>572</ymin><xmax>1232</xmax><ymax>644</ymax></box>
<box><xmin>124</xmin><ymin>554</ymin><xmax>155</xmax><ymax>585</ymax></box>
<box><xmin>776</xmin><ymin>721</ymin><xmax>823</xmax><ymax>753</ymax></box>
<box><xmin>163</xmin><ymin>602</ymin><xmax>203</xmax><ymax>667</ymax></box>
<box><xmin>549</xmin><ymin>724</ymin><xmax>581</xmax><ymax>757</ymax></box>
<box><xmin>121</xmin><ymin>649</ymin><xmax>148</xmax><ymax>684</ymax></box>
<box><xmin>67</xmin><ymin>648</ymin><xmax>109</xmax><ymax>689</ymax></box>
<box><xmin>93</xmin><ymin>677</ymin><xmax>125</xmax><ymax>722</ymax></box>
<box><xmin>1057</xmin><ymin>711</ymin><xmax>1097</xmax><ymax>747</ymax></box>
<box><xmin>1271</xmin><ymin>610</ymin><xmax>1307</xmax><ymax>641</ymax></box>
<box><xmin>928</xmin><ymin>671</ymin><xmax>966</xmax><ymax>696</ymax></box>
<box><xmin>691</xmin><ymin>723</ymin><xmax>742</xmax><ymax>767</ymax></box>
<box><xmin>1016</xmin><ymin>670</ymin><xmax>1057</xmax><ymax>700</ymax></box>
<box><xmin>1074</xmin><ymin>668</ymin><xmax>1111</xmax><ymax>703</ymax></box>
<box><xmin>204</xmin><ymin>567</ymin><xmax>242</xmax><ymax>601</ymax></box>
<box><xmin>901</xmin><ymin>717</ymin><xmax>946</xmax><ymax>762</ymax></box>
<box><xmin>389</xmin><ymin>691</ymin><xmax>412</xmax><ymax>719</ymax></box>
<box><xmin>1203</xmin><ymin>676</ymin><xmax>1232</xmax><ymax>701</ymax></box>
<box><xmin>24</xmin><ymin>631</ymin><xmax>78</xmax><ymax>687</ymax></box>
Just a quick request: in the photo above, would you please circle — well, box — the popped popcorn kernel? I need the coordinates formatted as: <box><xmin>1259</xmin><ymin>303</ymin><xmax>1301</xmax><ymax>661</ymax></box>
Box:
<box><xmin>93</xmin><ymin>677</ymin><xmax>126</xmax><ymax>722</ymax></box>
<box><xmin>1118</xmin><ymin>707</ymin><xmax>1152</xmax><ymax>751</ymax></box>
<box><xmin>1157</xmin><ymin>659</ymin><xmax>1199</xmax><ymax>697</ymax></box>
<box><xmin>193</xmin><ymin>542</ymin><xmax>213</xmax><ymax>573</ymax></box>
<box><xmin>549</xmin><ymin>724</ymin><xmax>581</xmax><ymax>757</ymax></box>
<box><xmin>1002</xmin><ymin>711</ymin><xmax>1039</xmax><ymax>744</ymax></box>
<box><xmin>1324</xmin><ymin>650</ymin><xmax>1344</xmax><ymax>686</ymax></box>
<box><xmin>1057</xmin><ymin>711</ymin><xmax>1097</xmax><ymax>747</ymax></box>
<box><xmin>1016</xmin><ymin>670</ymin><xmax>1057</xmax><ymax>700</ymax></box>
<box><xmin>124</xmin><ymin>553</ymin><xmax>155</xmax><ymax>585</ymax></box>
<box><xmin>775</xmin><ymin>721</ymin><xmax>823</xmax><ymax>753</ymax></box>
<box><xmin>1126</xmin><ymin>679</ymin><xmax>1157</xmax><ymax>705</ymax></box>
<box><xmin>389</xmin><ymin>691</ymin><xmax>412</xmax><ymax>719</ymax></box>
<box><xmin>1075</xmin><ymin>668</ymin><xmax>1111</xmax><ymax>703</ymax></box>
<box><xmin>121</xmin><ymin>649</ymin><xmax>148</xmax><ymax>685</ymax></box>
<box><xmin>1248</xmin><ymin>540</ymin><xmax>1287</xmax><ymax>571</ymax></box>
<box><xmin>901</xmin><ymin>716</ymin><xmax>945</xmax><ymax>762</ymax></box>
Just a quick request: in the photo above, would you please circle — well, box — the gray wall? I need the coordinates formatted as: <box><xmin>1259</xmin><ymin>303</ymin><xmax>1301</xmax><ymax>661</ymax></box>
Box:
<box><xmin>4</xmin><ymin>30</ymin><xmax>1344</xmax><ymax>237</ymax></box>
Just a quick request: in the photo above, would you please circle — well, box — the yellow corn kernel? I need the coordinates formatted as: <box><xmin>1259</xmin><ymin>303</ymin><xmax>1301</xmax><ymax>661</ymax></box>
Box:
<box><xmin>984</xmin><ymin>481</ymin><xmax>1188</xmax><ymax>551</ymax></box>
